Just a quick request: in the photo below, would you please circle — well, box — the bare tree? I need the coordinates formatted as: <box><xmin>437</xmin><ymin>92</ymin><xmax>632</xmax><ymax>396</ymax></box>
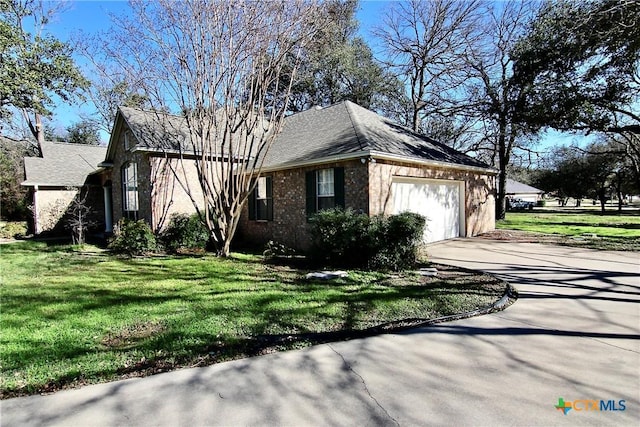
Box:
<box><xmin>101</xmin><ymin>0</ymin><xmax>323</xmax><ymax>256</ymax></box>
<box><xmin>66</xmin><ymin>186</ymin><xmax>93</xmax><ymax>245</ymax></box>
<box><xmin>149</xmin><ymin>157</ymin><xmax>176</xmax><ymax>235</ymax></box>
<box><xmin>459</xmin><ymin>1</ymin><xmax>539</xmax><ymax>220</ymax></box>
<box><xmin>375</xmin><ymin>1</ymin><xmax>539</xmax><ymax>219</ymax></box>
<box><xmin>374</xmin><ymin>0</ymin><xmax>481</xmax><ymax>133</ymax></box>
<box><xmin>74</xmin><ymin>34</ymin><xmax>151</xmax><ymax>135</ymax></box>
<box><xmin>603</xmin><ymin>126</ymin><xmax>640</xmax><ymax>194</ymax></box>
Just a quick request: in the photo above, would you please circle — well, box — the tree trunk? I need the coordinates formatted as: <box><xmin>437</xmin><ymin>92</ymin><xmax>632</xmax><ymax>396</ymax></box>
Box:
<box><xmin>617</xmin><ymin>191</ymin><xmax>623</xmax><ymax>212</ymax></box>
<box><xmin>597</xmin><ymin>188</ymin><xmax>606</xmax><ymax>212</ymax></box>
<box><xmin>495</xmin><ymin>121</ymin><xmax>508</xmax><ymax>221</ymax></box>
<box><xmin>22</xmin><ymin>109</ymin><xmax>45</xmax><ymax>157</ymax></box>
<box><xmin>496</xmin><ymin>169</ymin><xmax>507</xmax><ymax>220</ymax></box>
<box><xmin>206</xmin><ymin>204</ymin><xmax>242</xmax><ymax>257</ymax></box>
<box><xmin>616</xmin><ymin>178</ymin><xmax>623</xmax><ymax>212</ymax></box>
<box><xmin>412</xmin><ymin>104</ymin><xmax>420</xmax><ymax>133</ymax></box>
<box><xmin>36</xmin><ymin>113</ymin><xmax>44</xmax><ymax>146</ymax></box>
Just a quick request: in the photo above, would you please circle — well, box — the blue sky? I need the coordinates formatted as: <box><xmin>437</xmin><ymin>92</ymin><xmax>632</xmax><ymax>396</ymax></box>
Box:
<box><xmin>40</xmin><ymin>0</ymin><xmax>584</xmax><ymax>150</ymax></box>
<box><xmin>43</xmin><ymin>0</ymin><xmax>389</xmax><ymax>138</ymax></box>
<box><xmin>50</xmin><ymin>0</ymin><xmax>388</xmax><ymax>38</ymax></box>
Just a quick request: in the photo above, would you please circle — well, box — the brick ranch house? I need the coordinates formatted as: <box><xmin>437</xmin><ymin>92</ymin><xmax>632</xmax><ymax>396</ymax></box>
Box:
<box><xmin>24</xmin><ymin>101</ymin><xmax>497</xmax><ymax>249</ymax></box>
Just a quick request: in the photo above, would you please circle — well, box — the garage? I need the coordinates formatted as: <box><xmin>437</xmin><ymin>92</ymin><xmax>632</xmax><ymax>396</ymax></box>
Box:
<box><xmin>391</xmin><ymin>177</ymin><xmax>465</xmax><ymax>243</ymax></box>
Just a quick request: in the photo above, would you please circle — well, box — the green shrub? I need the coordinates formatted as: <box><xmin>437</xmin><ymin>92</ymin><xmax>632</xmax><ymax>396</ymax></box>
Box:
<box><xmin>308</xmin><ymin>208</ymin><xmax>426</xmax><ymax>271</ymax></box>
<box><xmin>537</xmin><ymin>199</ymin><xmax>546</xmax><ymax>207</ymax></box>
<box><xmin>309</xmin><ymin>208</ymin><xmax>371</xmax><ymax>267</ymax></box>
<box><xmin>159</xmin><ymin>213</ymin><xmax>209</xmax><ymax>253</ymax></box>
<box><xmin>108</xmin><ymin>219</ymin><xmax>157</xmax><ymax>256</ymax></box>
<box><xmin>0</xmin><ymin>221</ymin><xmax>27</xmax><ymax>239</ymax></box>
<box><xmin>368</xmin><ymin>212</ymin><xmax>426</xmax><ymax>271</ymax></box>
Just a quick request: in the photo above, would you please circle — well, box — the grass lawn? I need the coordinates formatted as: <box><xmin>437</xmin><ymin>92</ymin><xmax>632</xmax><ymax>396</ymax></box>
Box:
<box><xmin>497</xmin><ymin>211</ymin><xmax>640</xmax><ymax>250</ymax></box>
<box><xmin>0</xmin><ymin>241</ymin><xmax>507</xmax><ymax>398</ymax></box>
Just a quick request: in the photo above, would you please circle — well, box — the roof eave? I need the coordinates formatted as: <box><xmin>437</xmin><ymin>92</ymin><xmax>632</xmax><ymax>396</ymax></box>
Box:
<box><xmin>260</xmin><ymin>150</ymin><xmax>497</xmax><ymax>175</ymax></box>
<box><xmin>132</xmin><ymin>146</ymin><xmax>252</xmax><ymax>162</ymax></box>
<box><xmin>369</xmin><ymin>151</ymin><xmax>498</xmax><ymax>174</ymax></box>
<box><xmin>21</xmin><ymin>181</ymin><xmax>86</xmax><ymax>188</ymax></box>
<box><xmin>88</xmin><ymin>167</ymin><xmax>109</xmax><ymax>176</ymax></box>
<box><xmin>131</xmin><ymin>146</ymin><xmax>184</xmax><ymax>156</ymax></box>
<box><xmin>259</xmin><ymin>151</ymin><xmax>369</xmax><ymax>173</ymax></box>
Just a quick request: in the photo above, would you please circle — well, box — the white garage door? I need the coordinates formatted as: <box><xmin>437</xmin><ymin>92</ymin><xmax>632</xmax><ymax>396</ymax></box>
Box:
<box><xmin>391</xmin><ymin>177</ymin><xmax>464</xmax><ymax>243</ymax></box>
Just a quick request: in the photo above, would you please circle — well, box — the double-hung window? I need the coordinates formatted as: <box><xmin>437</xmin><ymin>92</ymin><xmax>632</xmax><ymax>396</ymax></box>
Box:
<box><xmin>249</xmin><ymin>176</ymin><xmax>273</xmax><ymax>221</ymax></box>
<box><xmin>306</xmin><ymin>167</ymin><xmax>344</xmax><ymax>217</ymax></box>
<box><xmin>316</xmin><ymin>168</ymin><xmax>335</xmax><ymax>211</ymax></box>
<box><xmin>122</xmin><ymin>162</ymin><xmax>139</xmax><ymax>220</ymax></box>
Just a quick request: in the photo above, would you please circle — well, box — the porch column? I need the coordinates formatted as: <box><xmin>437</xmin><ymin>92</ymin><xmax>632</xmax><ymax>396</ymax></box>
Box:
<box><xmin>103</xmin><ymin>185</ymin><xmax>113</xmax><ymax>233</ymax></box>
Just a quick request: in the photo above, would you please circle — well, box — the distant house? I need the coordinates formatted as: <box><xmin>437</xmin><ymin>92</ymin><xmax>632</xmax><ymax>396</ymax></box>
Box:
<box><xmin>22</xmin><ymin>142</ymin><xmax>107</xmax><ymax>235</ymax></box>
<box><xmin>505</xmin><ymin>178</ymin><xmax>544</xmax><ymax>203</ymax></box>
<box><xmin>24</xmin><ymin>101</ymin><xmax>498</xmax><ymax>249</ymax></box>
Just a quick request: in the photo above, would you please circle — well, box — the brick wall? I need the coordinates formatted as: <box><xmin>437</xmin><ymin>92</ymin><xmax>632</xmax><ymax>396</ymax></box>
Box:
<box><xmin>33</xmin><ymin>188</ymin><xmax>78</xmax><ymax>233</ymax></box>
<box><xmin>110</xmin><ymin>129</ymin><xmax>151</xmax><ymax>226</ymax></box>
<box><xmin>33</xmin><ymin>184</ymin><xmax>105</xmax><ymax>236</ymax></box>
<box><xmin>368</xmin><ymin>160</ymin><xmax>496</xmax><ymax>237</ymax></box>
<box><xmin>109</xmin><ymin>125</ymin><xmax>207</xmax><ymax>232</ymax></box>
<box><xmin>148</xmin><ymin>156</ymin><xmax>204</xmax><ymax>232</ymax></box>
<box><xmin>237</xmin><ymin>159</ymin><xmax>369</xmax><ymax>251</ymax></box>
<box><xmin>237</xmin><ymin>158</ymin><xmax>495</xmax><ymax>251</ymax></box>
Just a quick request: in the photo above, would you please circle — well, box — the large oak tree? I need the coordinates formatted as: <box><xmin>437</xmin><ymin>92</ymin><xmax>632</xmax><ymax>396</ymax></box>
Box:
<box><xmin>375</xmin><ymin>0</ymin><xmax>539</xmax><ymax>219</ymax></box>
<box><xmin>512</xmin><ymin>0</ymin><xmax>640</xmax><ymax>189</ymax></box>
<box><xmin>0</xmin><ymin>0</ymin><xmax>87</xmax><ymax>152</ymax></box>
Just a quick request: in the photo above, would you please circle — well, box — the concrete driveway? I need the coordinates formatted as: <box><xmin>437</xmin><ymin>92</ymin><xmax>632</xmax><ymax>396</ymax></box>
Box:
<box><xmin>2</xmin><ymin>239</ymin><xmax>638</xmax><ymax>426</ymax></box>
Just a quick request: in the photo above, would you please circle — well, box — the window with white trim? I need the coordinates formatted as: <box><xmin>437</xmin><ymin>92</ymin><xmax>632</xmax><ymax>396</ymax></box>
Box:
<box><xmin>306</xmin><ymin>167</ymin><xmax>345</xmax><ymax>218</ymax></box>
<box><xmin>316</xmin><ymin>168</ymin><xmax>335</xmax><ymax>211</ymax></box>
<box><xmin>121</xmin><ymin>162</ymin><xmax>139</xmax><ymax>220</ymax></box>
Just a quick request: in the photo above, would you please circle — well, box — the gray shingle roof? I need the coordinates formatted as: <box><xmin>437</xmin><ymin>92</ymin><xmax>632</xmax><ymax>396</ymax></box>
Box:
<box><xmin>118</xmin><ymin>107</ymin><xmax>192</xmax><ymax>152</ymax></box>
<box><xmin>22</xmin><ymin>142</ymin><xmax>107</xmax><ymax>187</ymax></box>
<box><xmin>115</xmin><ymin>106</ymin><xmax>270</xmax><ymax>158</ymax></box>
<box><xmin>261</xmin><ymin>101</ymin><xmax>490</xmax><ymax>170</ymax></box>
<box><xmin>506</xmin><ymin>178</ymin><xmax>543</xmax><ymax>195</ymax></box>
<box><xmin>112</xmin><ymin>101</ymin><xmax>491</xmax><ymax>171</ymax></box>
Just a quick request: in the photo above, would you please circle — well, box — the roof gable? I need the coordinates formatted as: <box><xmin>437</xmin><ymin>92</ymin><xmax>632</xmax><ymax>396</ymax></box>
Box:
<box><xmin>105</xmin><ymin>107</ymin><xmax>192</xmax><ymax>162</ymax></box>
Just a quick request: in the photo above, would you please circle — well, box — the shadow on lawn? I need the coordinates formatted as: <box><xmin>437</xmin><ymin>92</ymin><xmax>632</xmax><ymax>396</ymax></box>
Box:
<box><xmin>1</xmin><ymin>242</ymin><xmax>511</xmax><ymax>398</ymax></box>
<box><xmin>109</xmin><ymin>278</ymin><xmax>515</xmax><ymax>383</ymax></box>
<box><xmin>5</xmin><ymin>239</ymin><xmax>638</xmax><ymax>427</ymax></box>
